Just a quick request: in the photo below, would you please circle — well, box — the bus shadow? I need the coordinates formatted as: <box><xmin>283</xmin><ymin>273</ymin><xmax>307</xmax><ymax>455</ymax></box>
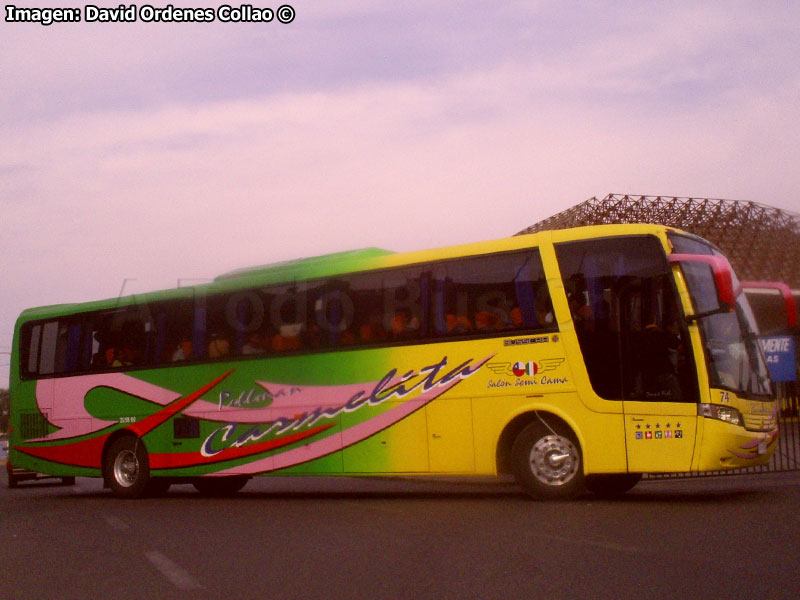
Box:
<box><xmin>45</xmin><ymin>477</ymin><xmax>772</xmax><ymax>505</ymax></box>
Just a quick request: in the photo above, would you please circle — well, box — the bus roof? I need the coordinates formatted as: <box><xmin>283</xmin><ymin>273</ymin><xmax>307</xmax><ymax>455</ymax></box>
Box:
<box><xmin>214</xmin><ymin>247</ymin><xmax>395</xmax><ymax>282</ymax></box>
<box><xmin>16</xmin><ymin>223</ymin><xmax>679</xmax><ymax>323</ymax></box>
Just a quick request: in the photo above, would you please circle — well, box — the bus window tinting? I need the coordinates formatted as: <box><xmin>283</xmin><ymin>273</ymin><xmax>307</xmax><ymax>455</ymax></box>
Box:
<box><xmin>431</xmin><ymin>251</ymin><xmax>552</xmax><ymax>336</ymax></box>
<box><xmin>555</xmin><ymin>236</ymin><xmax>698</xmax><ymax>403</ymax></box>
<box><xmin>20</xmin><ymin>249</ymin><xmax>553</xmax><ymax>378</ymax></box>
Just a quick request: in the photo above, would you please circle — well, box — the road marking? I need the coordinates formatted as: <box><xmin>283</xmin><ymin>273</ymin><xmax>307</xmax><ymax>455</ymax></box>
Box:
<box><xmin>144</xmin><ymin>551</ymin><xmax>202</xmax><ymax>590</ymax></box>
<box><xmin>102</xmin><ymin>515</ymin><xmax>129</xmax><ymax>531</ymax></box>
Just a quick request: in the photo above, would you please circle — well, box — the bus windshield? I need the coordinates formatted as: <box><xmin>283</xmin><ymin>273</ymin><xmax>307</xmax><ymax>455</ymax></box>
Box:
<box><xmin>669</xmin><ymin>234</ymin><xmax>771</xmax><ymax>398</ymax></box>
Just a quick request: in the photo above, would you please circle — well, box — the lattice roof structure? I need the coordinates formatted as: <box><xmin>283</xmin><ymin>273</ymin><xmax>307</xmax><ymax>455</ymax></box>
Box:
<box><xmin>517</xmin><ymin>194</ymin><xmax>800</xmax><ymax>289</ymax></box>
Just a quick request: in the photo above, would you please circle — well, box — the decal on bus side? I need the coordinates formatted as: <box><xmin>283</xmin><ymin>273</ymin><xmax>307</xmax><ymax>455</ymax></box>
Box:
<box><xmin>19</xmin><ymin>355</ymin><xmax>493</xmax><ymax>474</ymax></box>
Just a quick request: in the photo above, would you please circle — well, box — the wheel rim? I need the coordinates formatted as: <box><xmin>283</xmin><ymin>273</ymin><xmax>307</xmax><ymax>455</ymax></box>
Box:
<box><xmin>113</xmin><ymin>449</ymin><xmax>139</xmax><ymax>488</ymax></box>
<box><xmin>528</xmin><ymin>434</ymin><xmax>579</xmax><ymax>486</ymax></box>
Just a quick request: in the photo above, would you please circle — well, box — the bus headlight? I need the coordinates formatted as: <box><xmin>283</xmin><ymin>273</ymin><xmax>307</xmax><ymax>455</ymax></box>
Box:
<box><xmin>699</xmin><ymin>403</ymin><xmax>743</xmax><ymax>426</ymax></box>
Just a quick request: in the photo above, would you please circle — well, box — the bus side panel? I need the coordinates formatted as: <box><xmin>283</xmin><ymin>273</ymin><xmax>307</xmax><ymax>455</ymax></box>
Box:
<box><xmin>341</xmin><ymin>404</ymin><xmax>429</xmax><ymax>473</ymax></box>
<box><xmin>427</xmin><ymin>397</ymin><xmax>475</xmax><ymax>472</ymax></box>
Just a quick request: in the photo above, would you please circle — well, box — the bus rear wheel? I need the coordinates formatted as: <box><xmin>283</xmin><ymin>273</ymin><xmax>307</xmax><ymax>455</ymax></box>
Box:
<box><xmin>104</xmin><ymin>437</ymin><xmax>152</xmax><ymax>499</ymax></box>
<box><xmin>511</xmin><ymin>421</ymin><xmax>584</xmax><ymax>500</ymax></box>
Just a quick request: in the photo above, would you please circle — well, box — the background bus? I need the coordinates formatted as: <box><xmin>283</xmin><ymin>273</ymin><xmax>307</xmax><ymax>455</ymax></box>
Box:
<box><xmin>743</xmin><ymin>281</ymin><xmax>798</xmax><ymax>416</ymax></box>
<box><xmin>7</xmin><ymin>224</ymin><xmax>778</xmax><ymax>499</ymax></box>
<box><xmin>742</xmin><ymin>281</ymin><xmax>798</xmax><ymax>335</ymax></box>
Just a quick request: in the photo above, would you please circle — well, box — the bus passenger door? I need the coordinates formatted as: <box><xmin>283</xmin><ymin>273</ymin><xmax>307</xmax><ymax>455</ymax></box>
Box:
<box><xmin>622</xmin><ymin>401</ymin><xmax>697</xmax><ymax>473</ymax></box>
<box><xmin>618</xmin><ymin>277</ymin><xmax>699</xmax><ymax>473</ymax></box>
<box><xmin>554</xmin><ymin>235</ymin><xmax>701</xmax><ymax>474</ymax></box>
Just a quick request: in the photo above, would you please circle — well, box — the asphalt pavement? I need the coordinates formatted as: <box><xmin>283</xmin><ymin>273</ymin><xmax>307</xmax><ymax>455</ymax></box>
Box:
<box><xmin>2</xmin><ymin>470</ymin><xmax>800</xmax><ymax>599</ymax></box>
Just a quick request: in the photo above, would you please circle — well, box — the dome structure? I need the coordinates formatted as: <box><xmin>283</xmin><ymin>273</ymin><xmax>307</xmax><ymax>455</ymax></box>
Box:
<box><xmin>518</xmin><ymin>194</ymin><xmax>800</xmax><ymax>288</ymax></box>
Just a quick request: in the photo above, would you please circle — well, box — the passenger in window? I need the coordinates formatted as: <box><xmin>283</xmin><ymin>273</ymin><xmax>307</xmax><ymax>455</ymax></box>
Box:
<box><xmin>359</xmin><ymin>312</ymin><xmax>386</xmax><ymax>343</ymax></box>
<box><xmin>272</xmin><ymin>324</ymin><xmax>302</xmax><ymax>351</ymax></box>
<box><xmin>112</xmin><ymin>320</ymin><xmax>145</xmax><ymax>367</ymax></box>
<box><xmin>338</xmin><ymin>330</ymin><xmax>357</xmax><ymax>345</ymax></box>
<box><xmin>568</xmin><ymin>292</ymin><xmax>593</xmax><ymax>328</ymax></box>
<box><xmin>241</xmin><ymin>331</ymin><xmax>267</xmax><ymax>355</ymax></box>
<box><xmin>474</xmin><ymin>310</ymin><xmax>498</xmax><ymax>332</ymax></box>
<box><xmin>481</xmin><ymin>294</ymin><xmax>515</xmax><ymax>329</ymax></box>
<box><xmin>91</xmin><ymin>329</ymin><xmax>117</xmax><ymax>369</ymax></box>
<box><xmin>566</xmin><ymin>277</ymin><xmax>593</xmax><ymax>331</ymax></box>
<box><xmin>92</xmin><ymin>346</ymin><xmax>116</xmax><ymax>368</ymax></box>
<box><xmin>171</xmin><ymin>339</ymin><xmax>193</xmax><ymax>361</ymax></box>
<box><xmin>445</xmin><ymin>313</ymin><xmax>473</xmax><ymax>334</ymax></box>
<box><xmin>113</xmin><ymin>345</ymin><xmax>141</xmax><ymax>367</ymax></box>
<box><xmin>207</xmin><ymin>331</ymin><xmax>231</xmax><ymax>358</ymax></box>
<box><xmin>92</xmin><ymin>336</ymin><xmax>115</xmax><ymax>368</ymax></box>
<box><xmin>389</xmin><ymin>308</ymin><xmax>419</xmax><ymax>339</ymax></box>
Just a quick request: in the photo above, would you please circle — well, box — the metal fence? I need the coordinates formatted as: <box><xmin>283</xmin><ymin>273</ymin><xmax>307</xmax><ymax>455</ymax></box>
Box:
<box><xmin>769</xmin><ymin>381</ymin><xmax>800</xmax><ymax>472</ymax></box>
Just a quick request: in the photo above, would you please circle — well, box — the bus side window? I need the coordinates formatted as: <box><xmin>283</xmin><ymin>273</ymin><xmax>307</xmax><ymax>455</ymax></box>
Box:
<box><xmin>344</xmin><ymin>271</ymin><xmax>387</xmax><ymax>345</ymax></box>
<box><xmin>147</xmin><ymin>298</ymin><xmax>197</xmax><ymax>364</ymax></box>
<box><xmin>25</xmin><ymin>324</ymin><xmax>42</xmax><ymax>376</ymax></box>
<box><xmin>113</xmin><ymin>320</ymin><xmax>147</xmax><ymax>367</ymax></box>
<box><xmin>312</xmin><ymin>281</ymin><xmax>357</xmax><ymax>348</ymax></box>
<box><xmin>382</xmin><ymin>268</ymin><xmax>425</xmax><ymax>341</ymax></box>
<box><xmin>514</xmin><ymin>276</ymin><xmax>538</xmax><ymax>328</ymax></box>
<box><xmin>90</xmin><ymin>314</ymin><xmax>121</xmax><ymax>370</ymax></box>
<box><xmin>38</xmin><ymin>321</ymin><xmax>60</xmax><ymax>375</ymax></box>
<box><xmin>205</xmin><ymin>298</ymin><xmax>233</xmax><ymax>358</ymax></box>
<box><xmin>63</xmin><ymin>322</ymin><xmax>84</xmax><ymax>372</ymax></box>
<box><xmin>430</xmin><ymin>249</ymin><xmax>552</xmax><ymax>339</ymax></box>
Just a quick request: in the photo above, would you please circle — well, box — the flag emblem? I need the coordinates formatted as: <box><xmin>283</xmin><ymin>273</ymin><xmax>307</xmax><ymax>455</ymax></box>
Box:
<box><xmin>512</xmin><ymin>361</ymin><xmax>537</xmax><ymax>377</ymax></box>
<box><xmin>486</xmin><ymin>358</ymin><xmax>565</xmax><ymax>377</ymax></box>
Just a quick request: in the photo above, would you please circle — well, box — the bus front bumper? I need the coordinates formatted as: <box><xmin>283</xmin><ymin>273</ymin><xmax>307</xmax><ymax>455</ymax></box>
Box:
<box><xmin>696</xmin><ymin>419</ymin><xmax>779</xmax><ymax>470</ymax></box>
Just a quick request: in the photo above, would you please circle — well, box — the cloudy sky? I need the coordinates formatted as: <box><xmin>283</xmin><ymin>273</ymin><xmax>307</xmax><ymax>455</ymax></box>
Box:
<box><xmin>1</xmin><ymin>1</ymin><xmax>799</xmax><ymax>386</ymax></box>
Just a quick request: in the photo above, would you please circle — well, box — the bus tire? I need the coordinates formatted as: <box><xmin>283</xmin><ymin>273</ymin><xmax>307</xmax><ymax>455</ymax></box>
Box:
<box><xmin>193</xmin><ymin>476</ymin><xmax>250</xmax><ymax>497</ymax></box>
<box><xmin>104</xmin><ymin>436</ymin><xmax>151</xmax><ymax>499</ymax></box>
<box><xmin>584</xmin><ymin>473</ymin><xmax>641</xmax><ymax>498</ymax></box>
<box><xmin>511</xmin><ymin>421</ymin><xmax>583</xmax><ymax>500</ymax></box>
<box><xmin>61</xmin><ymin>476</ymin><xmax>76</xmax><ymax>486</ymax></box>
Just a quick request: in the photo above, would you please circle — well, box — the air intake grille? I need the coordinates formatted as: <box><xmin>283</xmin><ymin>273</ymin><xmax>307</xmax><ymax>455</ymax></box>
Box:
<box><xmin>20</xmin><ymin>412</ymin><xmax>49</xmax><ymax>440</ymax></box>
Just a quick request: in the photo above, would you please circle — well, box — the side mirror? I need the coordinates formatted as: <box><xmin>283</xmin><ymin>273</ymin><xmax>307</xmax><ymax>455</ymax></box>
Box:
<box><xmin>668</xmin><ymin>253</ymin><xmax>736</xmax><ymax>318</ymax></box>
<box><xmin>742</xmin><ymin>280</ymin><xmax>798</xmax><ymax>329</ymax></box>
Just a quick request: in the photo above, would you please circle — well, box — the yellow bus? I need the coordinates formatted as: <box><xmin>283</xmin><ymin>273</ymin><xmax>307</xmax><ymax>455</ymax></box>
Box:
<box><xmin>7</xmin><ymin>224</ymin><xmax>777</xmax><ymax>499</ymax></box>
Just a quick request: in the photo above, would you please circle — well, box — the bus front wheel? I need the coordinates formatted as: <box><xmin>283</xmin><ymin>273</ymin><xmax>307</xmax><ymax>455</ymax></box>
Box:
<box><xmin>511</xmin><ymin>421</ymin><xmax>584</xmax><ymax>500</ymax></box>
<box><xmin>104</xmin><ymin>437</ymin><xmax>151</xmax><ymax>499</ymax></box>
